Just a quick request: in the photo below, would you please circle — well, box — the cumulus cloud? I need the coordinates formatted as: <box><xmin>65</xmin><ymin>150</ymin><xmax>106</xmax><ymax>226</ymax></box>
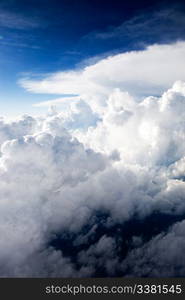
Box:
<box><xmin>0</xmin><ymin>115</ymin><xmax>36</xmax><ymax>146</ymax></box>
<box><xmin>1</xmin><ymin>44</ymin><xmax>185</xmax><ymax>277</ymax></box>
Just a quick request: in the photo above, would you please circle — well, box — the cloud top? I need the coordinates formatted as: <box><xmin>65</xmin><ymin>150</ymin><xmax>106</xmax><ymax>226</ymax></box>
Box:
<box><xmin>20</xmin><ymin>42</ymin><xmax>185</xmax><ymax>105</ymax></box>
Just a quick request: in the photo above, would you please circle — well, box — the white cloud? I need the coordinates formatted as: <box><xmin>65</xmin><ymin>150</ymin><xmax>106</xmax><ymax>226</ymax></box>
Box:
<box><xmin>20</xmin><ymin>42</ymin><xmax>185</xmax><ymax>113</ymax></box>
<box><xmin>0</xmin><ymin>115</ymin><xmax>36</xmax><ymax>146</ymax></box>
<box><xmin>74</xmin><ymin>81</ymin><xmax>185</xmax><ymax>171</ymax></box>
<box><xmin>1</xmin><ymin>43</ymin><xmax>185</xmax><ymax>277</ymax></box>
<box><xmin>0</xmin><ymin>81</ymin><xmax>185</xmax><ymax>276</ymax></box>
<box><xmin>33</xmin><ymin>96</ymin><xmax>81</xmax><ymax>107</ymax></box>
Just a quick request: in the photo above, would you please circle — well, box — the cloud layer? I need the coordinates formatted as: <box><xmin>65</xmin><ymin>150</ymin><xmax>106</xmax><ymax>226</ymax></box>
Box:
<box><xmin>1</xmin><ymin>43</ymin><xmax>185</xmax><ymax>277</ymax></box>
<box><xmin>1</xmin><ymin>77</ymin><xmax>185</xmax><ymax>277</ymax></box>
<box><xmin>20</xmin><ymin>42</ymin><xmax>185</xmax><ymax>111</ymax></box>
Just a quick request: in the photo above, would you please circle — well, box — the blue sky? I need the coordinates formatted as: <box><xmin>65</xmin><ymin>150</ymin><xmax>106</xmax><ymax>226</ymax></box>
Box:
<box><xmin>1</xmin><ymin>0</ymin><xmax>185</xmax><ymax>116</ymax></box>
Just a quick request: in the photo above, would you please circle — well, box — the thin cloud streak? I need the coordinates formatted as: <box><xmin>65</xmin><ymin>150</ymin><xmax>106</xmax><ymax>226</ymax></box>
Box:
<box><xmin>0</xmin><ymin>9</ymin><xmax>41</xmax><ymax>30</ymax></box>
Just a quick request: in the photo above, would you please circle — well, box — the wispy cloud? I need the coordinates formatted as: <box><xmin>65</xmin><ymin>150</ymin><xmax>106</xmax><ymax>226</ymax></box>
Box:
<box><xmin>0</xmin><ymin>9</ymin><xmax>41</xmax><ymax>30</ymax></box>
<box><xmin>33</xmin><ymin>96</ymin><xmax>80</xmax><ymax>107</ymax></box>
<box><xmin>0</xmin><ymin>40</ymin><xmax>41</xmax><ymax>49</ymax></box>
<box><xmin>84</xmin><ymin>7</ymin><xmax>185</xmax><ymax>46</ymax></box>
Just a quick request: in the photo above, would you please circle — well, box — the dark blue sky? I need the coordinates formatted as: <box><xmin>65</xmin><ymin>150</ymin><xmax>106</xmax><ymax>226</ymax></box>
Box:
<box><xmin>0</xmin><ymin>0</ymin><xmax>185</xmax><ymax>115</ymax></box>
